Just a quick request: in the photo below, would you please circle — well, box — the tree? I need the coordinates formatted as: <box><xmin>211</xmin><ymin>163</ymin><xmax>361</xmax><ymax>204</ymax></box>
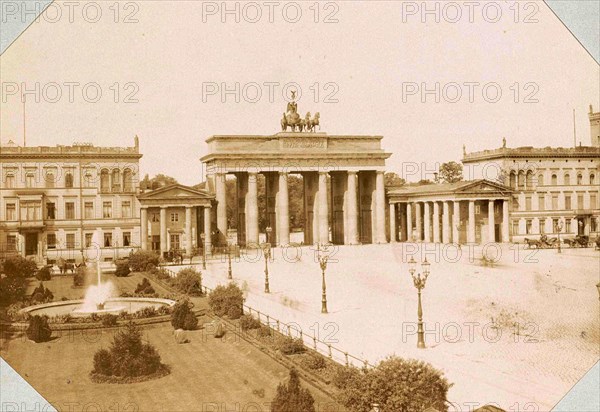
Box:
<box><xmin>271</xmin><ymin>368</ymin><xmax>316</xmax><ymax>412</ymax></box>
<box><xmin>438</xmin><ymin>161</ymin><xmax>463</xmax><ymax>183</ymax></box>
<box><xmin>0</xmin><ymin>256</ymin><xmax>37</xmax><ymax>305</ymax></box>
<box><xmin>140</xmin><ymin>174</ymin><xmax>178</xmax><ymax>190</ymax></box>
<box><xmin>384</xmin><ymin>172</ymin><xmax>406</xmax><ymax>187</ymax></box>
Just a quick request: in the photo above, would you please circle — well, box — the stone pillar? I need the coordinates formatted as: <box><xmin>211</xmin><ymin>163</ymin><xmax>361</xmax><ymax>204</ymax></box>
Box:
<box><xmin>488</xmin><ymin>200</ymin><xmax>496</xmax><ymax>243</ymax></box>
<box><xmin>502</xmin><ymin>200</ymin><xmax>510</xmax><ymax>242</ymax></box>
<box><xmin>389</xmin><ymin>203</ymin><xmax>397</xmax><ymax>243</ymax></box>
<box><xmin>204</xmin><ymin>206</ymin><xmax>212</xmax><ymax>256</ymax></box>
<box><xmin>406</xmin><ymin>203</ymin><xmax>413</xmax><ymax>241</ymax></box>
<box><xmin>415</xmin><ymin>202</ymin><xmax>422</xmax><ymax>241</ymax></box>
<box><xmin>423</xmin><ymin>202</ymin><xmax>431</xmax><ymax>243</ymax></box>
<box><xmin>278</xmin><ymin>172</ymin><xmax>290</xmax><ymax>246</ymax></box>
<box><xmin>346</xmin><ymin>171</ymin><xmax>359</xmax><ymax>245</ymax></box>
<box><xmin>215</xmin><ymin>172</ymin><xmax>227</xmax><ymax>236</ymax></box>
<box><xmin>140</xmin><ymin>208</ymin><xmax>148</xmax><ymax>250</ymax></box>
<box><xmin>453</xmin><ymin>201</ymin><xmax>460</xmax><ymax>244</ymax></box>
<box><xmin>318</xmin><ymin>172</ymin><xmax>329</xmax><ymax>244</ymax></box>
<box><xmin>468</xmin><ymin>200</ymin><xmax>476</xmax><ymax>244</ymax></box>
<box><xmin>160</xmin><ymin>207</ymin><xmax>167</xmax><ymax>256</ymax></box>
<box><xmin>185</xmin><ymin>206</ymin><xmax>193</xmax><ymax>255</ymax></box>
<box><xmin>375</xmin><ymin>171</ymin><xmax>387</xmax><ymax>243</ymax></box>
<box><xmin>442</xmin><ymin>201</ymin><xmax>450</xmax><ymax>244</ymax></box>
<box><xmin>433</xmin><ymin>201</ymin><xmax>440</xmax><ymax>243</ymax></box>
<box><xmin>247</xmin><ymin>172</ymin><xmax>259</xmax><ymax>246</ymax></box>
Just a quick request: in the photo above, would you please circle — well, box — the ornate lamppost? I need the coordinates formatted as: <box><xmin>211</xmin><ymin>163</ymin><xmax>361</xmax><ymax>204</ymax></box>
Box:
<box><xmin>227</xmin><ymin>242</ymin><xmax>233</xmax><ymax>280</ymax></box>
<box><xmin>556</xmin><ymin>219</ymin><xmax>564</xmax><ymax>254</ymax></box>
<box><xmin>408</xmin><ymin>256</ymin><xmax>431</xmax><ymax>349</ymax></box>
<box><xmin>263</xmin><ymin>228</ymin><xmax>272</xmax><ymax>294</ymax></box>
<box><xmin>317</xmin><ymin>244</ymin><xmax>329</xmax><ymax>314</ymax></box>
<box><xmin>200</xmin><ymin>233</ymin><xmax>206</xmax><ymax>270</ymax></box>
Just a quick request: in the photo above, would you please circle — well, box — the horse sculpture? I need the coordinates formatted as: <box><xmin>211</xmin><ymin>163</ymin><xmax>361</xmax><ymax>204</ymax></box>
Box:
<box><xmin>280</xmin><ymin>103</ymin><xmax>320</xmax><ymax>132</ymax></box>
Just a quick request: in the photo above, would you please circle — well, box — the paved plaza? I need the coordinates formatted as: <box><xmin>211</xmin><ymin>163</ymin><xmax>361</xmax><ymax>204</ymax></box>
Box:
<box><xmin>181</xmin><ymin>243</ymin><xmax>600</xmax><ymax>411</ymax></box>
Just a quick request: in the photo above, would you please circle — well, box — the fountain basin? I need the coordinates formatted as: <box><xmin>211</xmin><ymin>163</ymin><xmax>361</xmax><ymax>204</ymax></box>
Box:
<box><xmin>21</xmin><ymin>298</ymin><xmax>176</xmax><ymax>318</ymax></box>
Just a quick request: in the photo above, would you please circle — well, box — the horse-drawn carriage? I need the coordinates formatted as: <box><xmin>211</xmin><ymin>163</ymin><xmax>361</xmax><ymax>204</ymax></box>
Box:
<box><xmin>163</xmin><ymin>249</ymin><xmax>184</xmax><ymax>264</ymax></box>
<box><xmin>524</xmin><ymin>234</ymin><xmax>559</xmax><ymax>249</ymax></box>
<box><xmin>563</xmin><ymin>235</ymin><xmax>591</xmax><ymax>248</ymax></box>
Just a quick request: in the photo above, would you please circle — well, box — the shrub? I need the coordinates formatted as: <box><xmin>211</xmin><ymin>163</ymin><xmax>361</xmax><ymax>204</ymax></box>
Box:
<box><xmin>170</xmin><ymin>299</ymin><xmax>197</xmax><ymax>330</ymax></box>
<box><xmin>6</xmin><ymin>302</ymin><xmax>30</xmax><ymax>322</ymax></box>
<box><xmin>302</xmin><ymin>354</ymin><xmax>326</xmax><ymax>370</ymax></box>
<box><xmin>336</xmin><ymin>356</ymin><xmax>451</xmax><ymax>412</ymax></box>
<box><xmin>2</xmin><ymin>256</ymin><xmax>38</xmax><ymax>278</ymax></box>
<box><xmin>240</xmin><ymin>314</ymin><xmax>262</xmax><ymax>331</ymax></box>
<box><xmin>208</xmin><ymin>283</ymin><xmax>244</xmax><ymax>318</ymax></box>
<box><xmin>73</xmin><ymin>266</ymin><xmax>86</xmax><ymax>287</ymax></box>
<box><xmin>114</xmin><ymin>260</ymin><xmax>131</xmax><ymax>277</ymax></box>
<box><xmin>257</xmin><ymin>325</ymin><xmax>272</xmax><ymax>338</ymax></box>
<box><xmin>173</xmin><ymin>268</ymin><xmax>202</xmax><ymax>295</ymax></box>
<box><xmin>154</xmin><ymin>268</ymin><xmax>171</xmax><ymax>281</ymax></box>
<box><xmin>26</xmin><ymin>315</ymin><xmax>52</xmax><ymax>343</ymax></box>
<box><xmin>135</xmin><ymin>278</ymin><xmax>156</xmax><ymax>295</ymax></box>
<box><xmin>271</xmin><ymin>368</ymin><xmax>315</xmax><ymax>412</ymax></box>
<box><xmin>0</xmin><ymin>256</ymin><xmax>36</xmax><ymax>305</ymax></box>
<box><xmin>35</xmin><ymin>266</ymin><xmax>52</xmax><ymax>281</ymax></box>
<box><xmin>279</xmin><ymin>337</ymin><xmax>306</xmax><ymax>355</ymax></box>
<box><xmin>91</xmin><ymin>322</ymin><xmax>165</xmax><ymax>379</ymax></box>
<box><xmin>30</xmin><ymin>282</ymin><xmax>54</xmax><ymax>303</ymax></box>
<box><xmin>128</xmin><ymin>250</ymin><xmax>159</xmax><ymax>272</ymax></box>
<box><xmin>134</xmin><ymin>306</ymin><xmax>159</xmax><ymax>319</ymax></box>
<box><xmin>101</xmin><ymin>314</ymin><xmax>119</xmax><ymax>327</ymax></box>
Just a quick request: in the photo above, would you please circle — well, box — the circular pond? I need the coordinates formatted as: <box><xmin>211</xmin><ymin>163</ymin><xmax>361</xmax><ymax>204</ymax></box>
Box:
<box><xmin>21</xmin><ymin>298</ymin><xmax>176</xmax><ymax>318</ymax></box>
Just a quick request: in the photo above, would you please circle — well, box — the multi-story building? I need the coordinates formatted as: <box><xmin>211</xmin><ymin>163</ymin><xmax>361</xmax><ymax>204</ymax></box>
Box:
<box><xmin>0</xmin><ymin>138</ymin><xmax>142</xmax><ymax>264</ymax></box>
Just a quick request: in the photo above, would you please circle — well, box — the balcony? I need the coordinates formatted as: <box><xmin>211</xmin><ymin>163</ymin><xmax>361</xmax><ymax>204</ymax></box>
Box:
<box><xmin>18</xmin><ymin>220</ymin><xmax>45</xmax><ymax>230</ymax></box>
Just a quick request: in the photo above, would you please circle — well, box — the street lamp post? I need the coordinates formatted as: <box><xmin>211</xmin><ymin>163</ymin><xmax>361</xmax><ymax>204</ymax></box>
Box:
<box><xmin>556</xmin><ymin>219</ymin><xmax>564</xmax><ymax>254</ymax></box>
<box><xmin>408</xmin><ymin>256</ymin><xmax>431</xmax><ymax>349</ymax></box>
<box><xmin>263</xmin><ymin>227</ymin><xmax>272</xmax><ymax>294</ymax></box>
<box><xmin>318</xmin><ymin>244</ymin><xmax>329</xmax><ymax>314</ymax></box>
<box><xmin>227</xmin><ymin>242</ymin><xmax>233</xmax><ymax>280</ymax></box>
<box><xmin>200</xmin><ymin>233</ymin><xmax>206</xmax><ymax>270</ymax></box>
<box><xmin>596</xmin><ymin>282</ymin><xmax>600</xmax><ymax>301</ymax></box>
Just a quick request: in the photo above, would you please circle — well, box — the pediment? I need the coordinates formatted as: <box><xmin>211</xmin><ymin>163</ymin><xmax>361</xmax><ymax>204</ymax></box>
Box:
<box><xmin>457</xmin><ymin>180</ymin><xmax>512</xmax><ymax>193</ymax></box>
<box><xmin>138</xmin><ymin>184</ymin><xmax>214</xmax><ymax>200</ymax></box>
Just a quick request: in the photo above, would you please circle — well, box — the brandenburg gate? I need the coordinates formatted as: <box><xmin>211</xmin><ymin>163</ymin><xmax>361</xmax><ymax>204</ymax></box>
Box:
<box><xmin>200</xmin><ymin>100</ymin><xmax>392</xmax><ymax>247</ymax></box>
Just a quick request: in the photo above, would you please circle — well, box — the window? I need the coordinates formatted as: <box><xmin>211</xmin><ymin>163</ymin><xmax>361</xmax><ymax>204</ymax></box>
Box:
<box><xmin>122</xmin><ymin>201</ymin><xmax>131</xmax><ymax>218</ymax></box>
<box><xmin>538</xmin><ymin>195</ymin><xmax>545</xmax><ymax>211</ymax></box>
<box><xmin>45</xmin><ymin>171</ymin><xmax>55</xmax><ymax>188</ymax></box>
<box><xmin>123</xmin><ymin>232</ymin><xmax>131</xmax><ymax>247</ymax></box>
<box><xmin>564</xmin><ymin>174</ymin><xmax>570</xmax><ymax>186</ymax></box>
<box><xmin>171</xmin><ymin>213</ymin><xmax>179</xmax><ymax>222</ymax></box>
<box><xmin>84</xmin><ymin>171</ymin><xmax>94</xmax><ymax>187</ymax></box>
<box><xmin>25</xmin><ymin>172</ymin><xmax>35</xmax><ymax>188</ymax></box>
<box><xmin>553</xmin><ymin>219</ymin><xmax>559</xmax><ymax>233</ymax></box>
<box><xmin>46</xmin><ymin>233</ymin><xmax>57</xmax><ymax>249</ymax></box>
<box><xmin>65</xmin><ymin>202</ymin><xmax>75</xmax><ymax>219</ymax></box>
<box><xmin>46</xmin><ymin>202</ymin><xmax>56</xmax><ymax>220</ymax></box>
<box><xmin>85</xmin><ymin>202</ymin><xmax>94</xmax><ymax>219</ymax></box>
<box><xmin>4</xmin><ymin>173</ymin><xmax>15</xmax><ymax>188</ymax></box>
<box><xmin>100</xmin><ymin>170</ymin><xmax>110</xmax><ymax>192</ymax></box>
<box><xmin>552</xmin><ymin>194</ymin><xmax>559</xmax><ymax>210</ymax></box>
<box><xmin>526</xmin><ymin>219</ymin><xmax>532</xmax><ymax>234</ymax></box>
<box><xmin>564</xmin><ymin>195</ymin><xmax>571</xmax><ymax>210</ymax></box>
<box><xmin>66</xmin><ymin>233</ymin><xmax>75</xmax><ymax>249</ymax></box>
<box><xmin>591</xmin><ymin>174</ymin><xmax>596</xmax><ymax>185</ymax></box>
<box><xmin>65</xmin><ymin>173</ymin><xmax>74</xmax><ymax>188</ymax></box>
<box><xmin>537</xmin><ymin>174</ymin><xmax>544</xmax><ymax>186</ymax></box>
<box><xmin>85</xmin><ymin>233</ymin><xmax>93</xmax><ymax>248</ymax></box>
<box><xmin>591</xmin><ymin>193</ymin><xmax>598</xmax><ymax>209</ymax></box>
<box><xmin>6</xmin><ymin>203</ymin><xmax>16</xmax><ymax>221</ymax></box>
<box><xmin>518</xmin><ymin>171</ymin><xmax>525</xmax><ymax>189</ymax></box>
<box><xmin>151</xmin><ymin>213</ymin><xmax>160</xmax><ymax>222</ymax></box>
<box><xmin>526</xmin><ymin>171</ymin><xmax>534</xmax><ymax>189</ymax></box>
<box><xmin>565</xmin><ymin>219</ymin><xmax>571</xmax><ymax>233</ymax></box>
<box><xmin>591</xmin><ymin>218</ymin><xmax>598</xmax><ymax>233</ymax></box>
<box><xmin>509</xmin><ymin>172</ymin><xmax>516</xmax><ymax>189</ymax></box>
<box><xmin>7</xmin><ymin>235</ymin><xmax>17</xmax><ymax>251</ymax></box>
<box><xmin>577</xmin><ymin>174</ymin><xmax>583</xmax><ymax>185</ymax></box>
<box><xmin>577</xmin><ymin>194</ymin><xmax>584</xmax><ymax>209</ymax></box>
<box><xmin>525</xmin><ymin>196</ymin><xmax>532</xmax><ymax>211</ymax></box>
<box><xmin>123</xmin><ymin>169</ymin><xmax>133</xmax><ymax>192</ymax></box>
<box><xmin>20</xmin><ymin>202</ymin><xmax>40</xmax><ymax>220</ymax></box>
<box><xmin>170</xmin><ymin>234</ymin><xmax>180</xmax><ymax>250</ymax></box>
<box><xmin>551</xmin><ymin>174</ymin><xmax>558</xmax><ymax>185</ymax></box>
<box><xmin>112</xmin><ymin>169</ymin><xmax>121</xmax><ymax>192</ymax></box>
<box><xmin>151</xmin><ymin>235</ymin><xmax>160</xmax><ymax>251</ymax></box>
<box><xmin>540</xmin><ymin>221</ymin><xmax>545</xmax><ymax>234</ymax></box>
<box><xmin>104</xmin><ymin>233</ymin><xmax>113</xmax><ymax>247</ymax></box>
<box><xmin>512</xmin><ymin>220</ymin><xmax>519</xmax><ymax>236</ymax></box>
<box><xmin>103</xmin><ymin>201</ymin><xmax>112</xmax><ymax>218</ymax></box>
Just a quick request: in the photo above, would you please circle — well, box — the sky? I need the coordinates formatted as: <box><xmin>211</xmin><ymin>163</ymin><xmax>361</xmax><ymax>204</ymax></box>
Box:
<box><xmin>1</xmin><ymin>0</ymin><xmax>599</xmax><ymax>185</ymax></box>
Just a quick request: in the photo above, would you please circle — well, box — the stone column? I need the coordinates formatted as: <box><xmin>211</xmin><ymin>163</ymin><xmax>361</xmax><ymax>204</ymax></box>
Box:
<box><xmin>318</xmin><ymin>172</ymin><xmax>329</xmax><ymax>244</ymax></box>
<box><xmin>278</xmin><ymin>172</ymin><xmax>290</xmax><ymax>246</ymax></box>
<box><xmin>468</xmin><ymin>200</ymin><xmax>476</xmax><ymax>244</ymax></box>
<box><xmin>204</xmin><ymin>206</ymin><xmax>212</xmax><ymax>256</ymax></box>
<box><xmin>433</xmin><ymin>201</ymin><xmax>440</xmax><ymax>243</ymax></box>
<box><xmin>247</xmin><ymin>172</ymin><xmax>259</xmax><ymax>246</ymax></box>
<box><xmin>423</xmin><ymin>202</ymin><xmax>431</xmax><ymax>243</ymax></box>
<box><xmin>160</xmin><ymin>207</ymin><xmax>167</xmax><ymax>256</ymax></box>
<box><xmin>140</xmin><ymin>207</ymin><xmax>148</xmax><ymax>250</ymax></box>
<box><xmin>185</xmin><ymin>206</ymin><xmax>193</xmax><ymax>255</ymax></box>
<box><xmin>346</xmin><ymin>171</ymin><xmax>359</xmax><ymax>245</ymax></box>
<box><xmin>488</xmin><ymin>200</ymin><xmax>496</xmax><ymax>243</ymax></box>
<box><xmin>215</xmin><ymin>172</ymin><xmax>227</xmax><ymax>236</ymax></box>
<box><xmin>415</xmin><ymin>202</ymin><xmax>422</xmax><ymax>241</ymax></box>
<box><xmin>453</xmin><ymin>201</ymin><xmax>460</xmax><ymax>244</ymax></box>
<box><xmin>406</xmin><ymin>203</ymin><xmax>413</xmax><ymax>241</ymax></box>
<box><xmin>389</xmin><ymin>203</ymin><xmax>397</xmax><ymax>243</ymax></box>
<box><xmin>502</xmin><ymin>200</ymin><xmax>510</xmax><ymax>242</ymax></box>
<box><xmin>375</xmin><ymin>171</ymin><xmax>387</xmax><ymax>243</ymax></box>
<box><xmin>442</xmin><ymin>201</ymin><xmax>450</xmax><ymax>244</ymax></box>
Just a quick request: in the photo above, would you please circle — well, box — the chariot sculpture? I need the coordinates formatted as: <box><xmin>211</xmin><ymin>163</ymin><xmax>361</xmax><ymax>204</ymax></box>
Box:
<box><xmin>280</xmin><ymin>91</ymin><xmax>320</xmax><ymax>132</ymax></box>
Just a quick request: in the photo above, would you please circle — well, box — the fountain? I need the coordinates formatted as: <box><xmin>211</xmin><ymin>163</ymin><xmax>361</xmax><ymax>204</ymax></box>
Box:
<box><xmin>20</xmin><ymin>229</ymin><xmax>176</xmax><ymax>319</ymax></box>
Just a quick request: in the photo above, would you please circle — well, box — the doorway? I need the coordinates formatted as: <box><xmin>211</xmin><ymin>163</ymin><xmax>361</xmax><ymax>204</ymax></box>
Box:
<box><xmin>25</xmin><ymin>233</ymin><xmax>38</xmax><ymax>256</ymax></box>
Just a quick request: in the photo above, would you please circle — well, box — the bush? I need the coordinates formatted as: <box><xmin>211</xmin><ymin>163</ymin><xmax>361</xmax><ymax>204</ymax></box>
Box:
<box><xmin>208</xmin><ymin>283</ymin><xmax>244</xmax><ymax>318</ymax></box>
<box><xmin>336</xmin><ymin>356</ymin><xmax>451</xmax><ymax>412</ymax></box>
<box><xmin>0</xmin><ymin>256</ymin><xmax>36</xmax><ymax>305</ymax></box>
<box><xmin>302</xmin><ymin>354</ymin><xmax>327</xmax><ymax>371</ymax></box>
<box><xmin>91</xmin><ymin>322</ymin><xmax>165</xmax><ymax>379</ymax></box>
<box><xmin>172</xmin><ymin>268</ymin><xmax>202</xmax><ymax>295</ymax></box>
<box><xmin>26</xmin><ymin>315</ymin><xmax>52</xmax><ymax>343</ymax></box>
<box><xmin>135</xmin><ymin>278</ymin><xmax>156</xmax><ymax>295</ymax></box>
<box><xmin>240</xmin><ymin>314</ymin><xmax>262</xmax><ymax>331</ymax></box>
<box><xmin>271</xmin><ymin>368</ymin><xmax>315</xmax><ymax>412</ymax></box>
<box><xmin>128</xmin><ymin>250</ymin><xmax>160</xmax><ymax>272</ymax></box>
<box><xmin>114</xmin><ymin>260</ymin><xmax>131</xmax><ymax>277</ymax></box>
<box><xmin>73</xmin><ymin>266</ymin><xmax>86</xmax><ymax>287</ymax></box>
<box><xmin>279</xmin><ymin>337</ymin><xmax>306</xmax><ymax>355</ymax></box>
<box><xmin>30</xmin><ymin>282</ymin><xmax>54</xmax><ymax>303</ymax></box>
<box><xmin>257</xmin><ymin>325</ymin><xmax>272</xmax><ymax>338</ymax></box>
<box><xmin>101</xmin><ymin>314</ymin><xmax>119</xmax><ymax>327</ymax></box>
<box><xmin>2</xmin><ymin>256</ymin><xmax>38</xmax><ymax>278</ymax></box>
<box><xmin>170</xmin><ymin>299</ymin><xmax>198</xmax><ymax>330</ymax></box>
<box><xmin>35</xmin><ymin>266</ymin><xmax>52</xmax><ymax>281</ymax></box>
<box><xmin>154</xmin><ymin>268</ymin><xmax>171</xmax><ymax>281</ymax></box>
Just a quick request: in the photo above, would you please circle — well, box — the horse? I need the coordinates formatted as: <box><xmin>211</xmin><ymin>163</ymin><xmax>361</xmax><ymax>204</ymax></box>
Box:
<box><xmin>307</xmin><ymin>112</ymin><xmax>320</xmax><ymax>132</ymax></box>
<box><xmin>524</xmin><ymin>238</ymin><xmax>541</xmax><ymax>249</ymax></box>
